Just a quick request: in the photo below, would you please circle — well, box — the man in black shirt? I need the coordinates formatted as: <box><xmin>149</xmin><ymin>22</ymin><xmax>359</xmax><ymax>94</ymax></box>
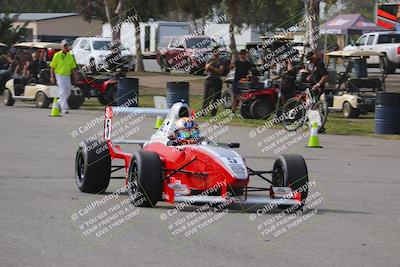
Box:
<box><xmin>202</xmin><ymin>49</ymin><xmax>225</xmax><ymax>117</ymax></box>
<box><xmin>230</xmin><ymin>49</ymin><xmax>252</xmax><ymax>113</ymax></box>
<box><xmin>305</xmin><ymin>51</ymin><xmax>328</xmax><ymax>133</ymax></box>
<box><xmin>305</xmin><ymin>51</ymin><xmax>328</xmax><ymax>91</ymax></box>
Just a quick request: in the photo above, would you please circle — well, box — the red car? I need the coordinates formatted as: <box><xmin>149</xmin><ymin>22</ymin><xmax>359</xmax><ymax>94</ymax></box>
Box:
<box><xmin>157</xmin><ymin>35</ymin><xmax>231</xmax><ymax>75</ymax></box>
<box><xmin>75</xmin><ymin>101</ymin><xmax>309</xmax><ymax>208</ymax></box>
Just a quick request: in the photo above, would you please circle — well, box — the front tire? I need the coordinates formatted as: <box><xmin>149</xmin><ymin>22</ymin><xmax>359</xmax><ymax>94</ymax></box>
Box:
<box><xmin>75</xmin><ymin>140</ymin><xmax>111</xmax><ymax>193</ymax></box>
<box><xmin>342</xmin><ymin>101</ymin><xmax>360</xmax><ymax>118</ymax></box>
<box><xmin>311</xmin><ymin>99</ymin><xmax>329</xmax><ymax>132</ymax></box>
<box><xmin>36</xmin><ymin>91</ymin><xmax>51</xmax><ymax>108</ymax></box>
<box><xmin>272</xmin><ymin>154</ymin><xmax>308</xmax><ymax>209</ymax></box>
<box><xmin>68</xmin><ymin>91</ymin><xmax>85</xmax><ymax>109</ymax></box>
<box><xmin>3</xmin><ymin>89</ymin><xmax>15</xmax><ymax>106</ymax></box>
<box><xmin>127</xmin><ymin>151</ymin><xmax>163</xmax><ymax>207</ymax></box>
<box><xmin>282</xmin><ymin>98</ymin><xmax>306</xmax><ymax>131</ymax></box>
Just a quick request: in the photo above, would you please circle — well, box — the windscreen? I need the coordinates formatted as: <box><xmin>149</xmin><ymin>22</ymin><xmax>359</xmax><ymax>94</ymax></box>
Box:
<box><xmin>186</xmin><ymin>38</ymin><xmax>216</xmax><ymax>49</ymax></box>
<box><xmin>377</xmin><ymin>34</ymin><xmax>400</xmax><ymax>44</ymax></box>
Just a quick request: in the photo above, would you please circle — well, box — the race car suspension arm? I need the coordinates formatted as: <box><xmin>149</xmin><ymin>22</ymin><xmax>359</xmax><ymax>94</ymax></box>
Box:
<box><xmin>110</xmin><ymin>165</ymin><xmax>126</xmax><ymax>179</ymax></box>
<box><xmin>111</xmin><ymin>165</ymin><xmax>125</xmax><ymax>173</ymax></box>
<box><xmin>162</xmin><ymin>157</ymin><xmax>207</xmax><ymax>180</ymax></box>
<box><xmin>246</xmin><ymin>167</ymin><xmax>274</xmax><ymax>184</ymax></box>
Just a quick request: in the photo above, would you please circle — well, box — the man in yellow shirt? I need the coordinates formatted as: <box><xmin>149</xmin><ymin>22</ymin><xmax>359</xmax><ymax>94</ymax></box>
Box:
<box><xmin>50</xmin><ymin>40</ymin><xmax>77</xmax><ymax>114</ymax></box>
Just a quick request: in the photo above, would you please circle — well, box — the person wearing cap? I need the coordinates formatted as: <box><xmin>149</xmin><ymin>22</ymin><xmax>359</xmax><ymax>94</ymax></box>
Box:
<box><xmin>230</xmin><ymin>49</ymin><xmax>252</xmax><ymax>114</ymax></box>
<box><xmin>305</xmin><ymin>51</ymin><xmax>328</xmax><ymax>92</ymax></box>
<box><xmin>50</xmin><ymin>40</ymin><xmax>77</xmax><ymax>114</ymax></box>
<box><xmin>202</xmin><ymin>48</ymin><xmax>225</xmax><ymax>117</ymax></box>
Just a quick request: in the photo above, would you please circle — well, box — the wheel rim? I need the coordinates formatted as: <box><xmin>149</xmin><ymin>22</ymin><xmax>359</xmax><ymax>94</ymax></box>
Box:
<box><xmin>37</xmin><ymin>93</ymin><xmax>44</xmax><ymax>106</ymax></box>
<box><xmin>343</xmin><ymin>103</ymin><xmax>350</xmax><ymax>117</ymax></box>
<box><xmin>128</xmin><ymin>159</ymin><xmax>139</xmax><ymax>200</ymax></box>
<box><xmin>283</xmin><ymin>99</ymin><xmax>306</xmax><ymax>130</ymax></box>
<box><xmin>76</xmin><ymin>151</ymin><xmax>85</xmax><ymax>183</ymax></box>
<box><xmin>4</xmin><ymin>90</ymin><xmax>11</xmax><ymax>103</ymax></box>
<box><xmin>273</xmin><ymin>162</ymin><xmax>284</xmax><ymax>186</ymax></box>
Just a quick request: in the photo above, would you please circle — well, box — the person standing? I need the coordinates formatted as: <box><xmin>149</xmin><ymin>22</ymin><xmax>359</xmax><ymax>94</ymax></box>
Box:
<box><xmin>50</xmin><ymin>40</ymin><xmax>77</xmax><ymax>114</ymax></box>
<box><xmin>202</xmin><ymin>48</ymin><xmax>225</xmax><ymax>117</ymax></box>
<box><xmin>229</xmin><ymin>49</ymin><xmax>252</xmax><ymax>113</ymax></box>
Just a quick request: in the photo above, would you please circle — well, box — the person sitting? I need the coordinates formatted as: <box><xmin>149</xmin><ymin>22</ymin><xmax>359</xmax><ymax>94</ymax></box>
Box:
<box><xmin>168</xmin><ymin>117</ymin><xmax>201</xmax><ymax>146</ymax></box>
<box><xmin>25</xmin><ymin>52</ymin><xmax>41</xmax><ymax>83</ymax></box>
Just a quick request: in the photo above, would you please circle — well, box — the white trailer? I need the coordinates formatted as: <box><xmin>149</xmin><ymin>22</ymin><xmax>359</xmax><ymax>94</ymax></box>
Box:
<box><xmin>102</xmin><ymin>21</ymin><xmax>191</xmax><ymax>56</ymax></box>
<box><xmin>204</xmin><ymin>23</ymin><xmax>261</xmax><ymax>51</ymax></box>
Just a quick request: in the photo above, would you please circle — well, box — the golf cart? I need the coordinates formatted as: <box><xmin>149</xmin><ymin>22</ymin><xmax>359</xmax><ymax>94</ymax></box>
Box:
<box><xmin>321</xmin><ymin>50</ymin><xmax>386</xmax><ymax>118</ymax></box>
<box><xmin>0</xmin><ymin>42</ymin><xmax>10</xmax><ymax>94</ymax></box>
<box><xmin>3</xmin><ymin>42</ymin><xmax>85</xmax><ymax>109</ymax></box>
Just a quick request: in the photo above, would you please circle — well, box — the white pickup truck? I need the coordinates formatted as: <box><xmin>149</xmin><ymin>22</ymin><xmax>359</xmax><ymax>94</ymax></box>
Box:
<box><xmin>344</xmin><ymin>31</ymin><xmax>400</xmax><ymax>73</ymax></box>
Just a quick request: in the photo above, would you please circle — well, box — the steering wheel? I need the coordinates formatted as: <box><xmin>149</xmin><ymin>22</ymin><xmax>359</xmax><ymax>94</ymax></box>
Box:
<box><xmin>337</xmin><ymin>72</ymin><xmax>350</xmax><ymax>83</ymax></box>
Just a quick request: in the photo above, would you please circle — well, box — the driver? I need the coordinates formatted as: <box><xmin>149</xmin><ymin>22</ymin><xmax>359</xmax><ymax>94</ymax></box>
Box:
<box><xmin>168</xmin><ymin>117</ymin><xmax>201</xmax><ymax>145</ymax></box>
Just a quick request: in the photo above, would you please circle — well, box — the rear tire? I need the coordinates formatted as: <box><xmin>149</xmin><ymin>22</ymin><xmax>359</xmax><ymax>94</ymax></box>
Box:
<box><xmin>342</xmin><ymin>101</ymin><xmax>360</xmax><ymax>118</ymax></box>
<box><xmin>250</xmin><ymin>98</ymin><xmax>273</xmax><ymax>119</ymax></box>
<box><xmin>68</xmin><ymin>89</ymin><xmax>85</xmax><ymax>109</ymax></box>
<box><xmin>68</xmin><ymin>93</ymin><xmax>85</xmax><ymax>109</ymax></box>
<box><xmin>75</xmin><ymin>140</ymin><xmax>111</xmax><ymax>193</ymax></box>
<box><xmin>127</xmin><ymin>151</ymin><xmax>163</xmax><ymax>207</ymax></box>
<box><xmin>240</xmin><ymin>102</ymin><xmax>252</xmax><ymax>119</ymax></box>
<box><xmin>35</xmin><ymin>91</ymin><xmax>51</xmax><ymax>108</ymax></box>
<box><xmin>3</xmin><ymin>89</ymin><xmax>15</xmax><ymax>106</ymax></box>
<box><xmin>383</xmin><ymin>57</ymin><xmax>396</xmax><ymax>74</ymax></box>
<box><xmin>272</xmin><ymin>154</ymin><xmax>308</xmax><ymax>209</ymax></box>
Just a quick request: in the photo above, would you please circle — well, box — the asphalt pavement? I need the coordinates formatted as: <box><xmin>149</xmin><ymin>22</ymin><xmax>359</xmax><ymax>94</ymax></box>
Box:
<box><xmin>0</xmin><ymin>102</ymin><xmax>400</xmax><ymax>267</ymax></box>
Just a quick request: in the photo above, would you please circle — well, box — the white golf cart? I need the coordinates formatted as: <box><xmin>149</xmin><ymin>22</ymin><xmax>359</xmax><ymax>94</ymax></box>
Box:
<box><xmin>321</xmin><ymin>50</ymin><xmax>386</xmax><ymax>118</ymax></box>
<box><xmin>3</xmin><ymin>42</ymin><xmax>85</xmax><ymax>109</ymax></box>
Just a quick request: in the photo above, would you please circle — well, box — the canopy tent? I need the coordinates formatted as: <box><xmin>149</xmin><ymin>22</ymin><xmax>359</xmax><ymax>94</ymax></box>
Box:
<box><xmin>320</xmin><ymin>14</ymin><xmax>386</xmax><ymax>35</ymax></box>
<box><xmin>319</xmin><ymin>14</ymin><xmax>386</xmax><ymax>60</ymax></box>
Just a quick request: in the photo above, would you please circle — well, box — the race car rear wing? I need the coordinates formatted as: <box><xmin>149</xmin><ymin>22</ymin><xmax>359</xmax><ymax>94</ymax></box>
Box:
<box><xmin>104</xmin><ymin>106</ymin><xmax>170</xmax><ymax>142</ymax></box>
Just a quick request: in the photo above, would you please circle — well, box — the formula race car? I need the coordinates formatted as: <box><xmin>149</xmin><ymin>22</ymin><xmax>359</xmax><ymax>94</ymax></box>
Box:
<box><xmin>75</xmin><ymin>101</ymin><xmax>309</xmax><ymax>209</ymax></box>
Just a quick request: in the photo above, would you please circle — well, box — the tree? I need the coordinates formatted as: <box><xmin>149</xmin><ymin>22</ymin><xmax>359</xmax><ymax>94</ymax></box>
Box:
<box><xmin>104</xmin><ymin>0</ymin><xmax>125</xmax><ymax>54</ymax></box>
<box><xmin>0</xmin><ymin>14</ymin><xmax>28</xmax><ymax>45</ymax></box>
<box><xmin>305</xmin><ymin>0</ymin><xmax>321</xmax><ymax>51</ymax></box>
<box><xmin>324</xmin><ymin>0</ymin><xmax>375</xmax><ymax>21</ymax></box>
<box><xmin>124</xmin><ymin>0</ymin><xmax>172</xmax><ymax>72</ymax></box>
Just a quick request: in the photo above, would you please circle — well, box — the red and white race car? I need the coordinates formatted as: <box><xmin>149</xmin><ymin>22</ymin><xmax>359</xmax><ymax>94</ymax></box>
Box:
<box><xmin>75</xmin><ymin>101</ymin><xmax>309</xmax><ymax>209</ymax></box>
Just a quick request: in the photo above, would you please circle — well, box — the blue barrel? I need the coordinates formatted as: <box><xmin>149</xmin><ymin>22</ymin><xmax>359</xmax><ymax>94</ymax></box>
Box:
<box><xmin>375</xmin><ymin>92</ymin><xmax>400</xmax><ymax>134</ymax></box>
<box><xmin>166</xmin><ymin>81</ymin><xmax>189</xmax><ymax>108</ymax></box>
<box><xmin>117</xmin><ymin>77</ymin><xmax>138</xmax><ymax>107</ymax></box>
